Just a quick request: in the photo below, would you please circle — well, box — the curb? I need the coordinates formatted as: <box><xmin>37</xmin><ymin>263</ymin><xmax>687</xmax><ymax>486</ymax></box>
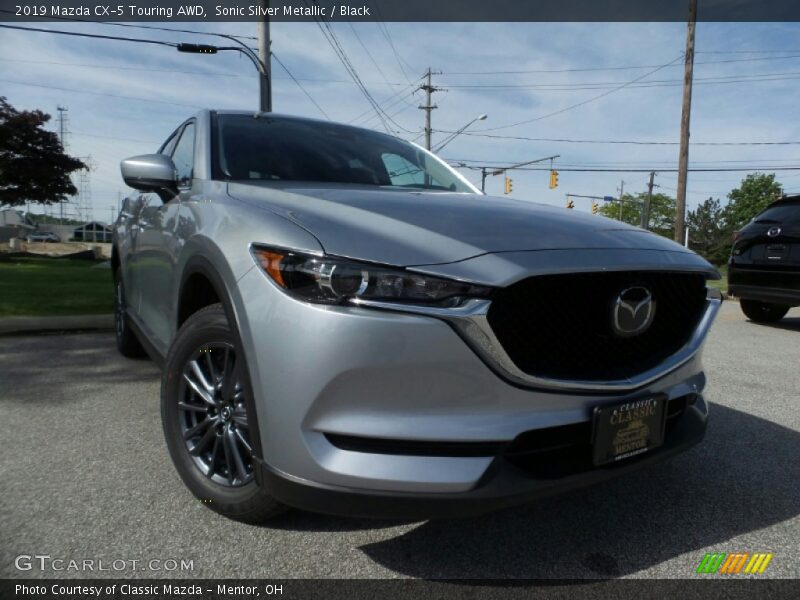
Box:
<box><xmin>0</xmin><ymin>314</ymin><xmax>114</xmax><ymax>336</ymax></box>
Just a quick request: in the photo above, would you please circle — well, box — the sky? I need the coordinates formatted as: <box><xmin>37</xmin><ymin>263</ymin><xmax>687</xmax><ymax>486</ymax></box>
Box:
<box><xmin>3</xmin><ymin>19</ymin><xmax>800</xmax><ymax>223</ymax></box>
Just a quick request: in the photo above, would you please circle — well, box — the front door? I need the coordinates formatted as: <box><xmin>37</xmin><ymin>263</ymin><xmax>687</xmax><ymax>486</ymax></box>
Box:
<box><xmin>136</xmin><ymin>120</ymin><xmax>196</xmax><ymax>351</ymax></box>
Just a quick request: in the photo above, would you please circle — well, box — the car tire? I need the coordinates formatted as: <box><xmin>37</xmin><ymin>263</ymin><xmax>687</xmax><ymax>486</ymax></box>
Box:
<box><xmin>161</xmin><ymin>303</ymin><xmax>286</xmax><ymax>523</ymax></box>
<box><xmin>114</xmin><ymin>273</ymin><xmax>147</xmax><ymax>358</ymax></box>
<box><xmin>740</xmin><ymin>299</ymin><xmax>790</xmax><ymax>323</ymax></box>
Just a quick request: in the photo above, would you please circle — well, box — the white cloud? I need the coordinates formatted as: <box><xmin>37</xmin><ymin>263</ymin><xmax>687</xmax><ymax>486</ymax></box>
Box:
<box><xmin>2</xmin><ymin>20</ymin><xmax>800</xmax><ymax>221</ymax></box>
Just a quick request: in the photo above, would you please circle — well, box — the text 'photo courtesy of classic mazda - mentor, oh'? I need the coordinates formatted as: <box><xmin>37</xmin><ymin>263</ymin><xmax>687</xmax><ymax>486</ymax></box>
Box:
<box><xmin>112</xmin><ymin>110</ymin><xmax>722</xmax><ymax>522</ymax></box>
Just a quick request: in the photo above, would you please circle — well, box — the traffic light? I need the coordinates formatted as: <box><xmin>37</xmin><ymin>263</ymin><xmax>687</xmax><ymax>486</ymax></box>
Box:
<box><xmin>177</xmin><ymin>43</ymin><xmax>219</xmax><ymax>54</ymax></box>
<box><xmin>566</xmin><ymin>199</ymin><xmax>574</xmax><ymax>209</ymax></box>
<box><xmin>504</xmin><ymin>176</ymin><xmax>513</xmax><ymax>194</ymax></box>
<box><xmin>592</xmin><ymin>201</ymin><xmax>599</xmax><ymax>214</ymax></box>
<box><xmin>549</xmin><ymin>170</ymin><xmax>559</xmax><ymax>189</ymax></box>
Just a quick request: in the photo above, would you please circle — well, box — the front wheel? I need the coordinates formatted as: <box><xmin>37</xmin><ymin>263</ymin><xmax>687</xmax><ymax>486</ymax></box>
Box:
<box><xmin>161</xmin><ymin>303</ymin><xmax>285</xmax><ymax>522</ymax></box>
<box><xmin>740</xmin><ymin>299</ymin><xmax>790</xmax><ymax>323</ymax></box>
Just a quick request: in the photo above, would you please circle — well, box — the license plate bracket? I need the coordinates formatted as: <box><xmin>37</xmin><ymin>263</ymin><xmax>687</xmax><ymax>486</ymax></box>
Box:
<box><xmin>592</xmin><ymin>395</ymin><xmax>668</xmax><ymax>465</ymax></box>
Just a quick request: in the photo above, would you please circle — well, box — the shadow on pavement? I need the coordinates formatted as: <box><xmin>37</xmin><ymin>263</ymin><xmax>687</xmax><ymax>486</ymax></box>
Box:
<box><xmin>287</xmin><ymin>404</ymin><xmax>799</xmax><ymax>578</ymax></box>
<box><xmin>749</xmin><ymin>316</ymin><xmax>800</xmax><ymax>333</ymax></box>
<box><xmin>0</xmin><ymin>332</ymin><xmax>159</xmax><ymax>402</ymax></box>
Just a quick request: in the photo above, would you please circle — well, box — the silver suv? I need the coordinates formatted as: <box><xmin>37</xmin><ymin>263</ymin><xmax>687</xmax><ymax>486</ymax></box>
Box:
<box><xmin>113</xmin><ymin>110</ymin><xmax>721</xmax><ymax>521</ymax></box>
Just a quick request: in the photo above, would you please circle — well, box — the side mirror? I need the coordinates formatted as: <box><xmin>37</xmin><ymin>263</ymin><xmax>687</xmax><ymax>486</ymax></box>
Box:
<box><xmin>120</xmin><ymin>154</ymin><xmax>178</xmax><ymax>192</ymax></box>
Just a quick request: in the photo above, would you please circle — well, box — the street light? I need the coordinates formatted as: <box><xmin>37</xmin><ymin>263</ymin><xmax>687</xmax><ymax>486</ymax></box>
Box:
<box><xmin>177</xmin><ymin>39</ymin><xmax>271</xmax><ymax>112</ymax></box>
<box><xmin>431</xmin><ymin>114</ymin><xmax>488</xmax><ymax>153</ymax></box>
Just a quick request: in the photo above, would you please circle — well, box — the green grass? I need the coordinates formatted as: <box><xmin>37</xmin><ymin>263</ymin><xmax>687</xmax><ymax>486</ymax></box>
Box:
<box><xmin>0</xmin><ymin>258</ymin><xmax>114</xmax><ymax>317</ymax></box>
<box><xmin>707</xmin><ymin>264</ymin><xmax>728</xmax><ymax>293</ymax></box>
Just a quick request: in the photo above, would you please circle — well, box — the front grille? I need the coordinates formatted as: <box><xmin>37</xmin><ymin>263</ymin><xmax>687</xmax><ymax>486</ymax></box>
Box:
<box><xmin>486</xmin><ymin>271</ymin><xmax>708</xmax><ymax>381</ymax></box>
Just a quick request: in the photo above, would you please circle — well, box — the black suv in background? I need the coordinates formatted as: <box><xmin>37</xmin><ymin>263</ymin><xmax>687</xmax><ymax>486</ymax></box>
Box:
<box><xmin>729</xmin><ymin>196</ymin><xmax>800</xmax><ymax>322</ymax></box>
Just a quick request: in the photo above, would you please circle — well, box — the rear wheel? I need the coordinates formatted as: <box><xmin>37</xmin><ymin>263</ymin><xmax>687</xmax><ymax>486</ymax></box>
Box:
<box><xmin>114</xmin><ymin>273</ymin><xmax>146</xmax><ymax>358</ymax></box>
<box><xmin>740</xmin><ymin>299</ymin><xmax>790</xmax><ymax>323</ymax></box>
<box><xmin>161</xmin><ymin>304</ymin><xmax>285</xmax><ymax>522</ymax></box>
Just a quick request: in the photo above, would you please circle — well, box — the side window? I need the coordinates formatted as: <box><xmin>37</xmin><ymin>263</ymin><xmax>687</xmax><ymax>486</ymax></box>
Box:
<box><xmin>381</xmin><ymin>153</ymin><xmax>425</xmax><ymax>187</ymax></box>
<box><xmin>171</xmin><ymin>122</ymin><xmax>196</xmax><ymax>187</ymax></box>
<box><xmin>160</xmin><ymin>130</ymin><xmax>180</xmax><ymax>156</ymax></box>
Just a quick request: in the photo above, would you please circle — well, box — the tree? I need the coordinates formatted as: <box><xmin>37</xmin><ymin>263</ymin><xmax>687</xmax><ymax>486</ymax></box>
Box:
<box><xmin>599</xmin><ymin>193</ymin><xmax>641</xmax><ymax>225</ymax></box>
<box><xmin>686</xmin><ymin>197</ymin><xmax>729</xmax><ymax>265</ymax></box>
<box><xmin>0</xmin><ymin>97</ymin><xmax>87</xmax><ymax>207</ymax></box>
<box><xmin>645</xmin><ymin>192</ymin><xmax>677</xmax><ymax>239</ymax></box>
<box><xmin>725</xmin><ymin>173</ymin><xmax>783</xmax><ymax>232</ymax></box>
<box><xmin>598</xmin><ymin>191</ymin><xmax>676</xmax><ymax>240</ymax></box>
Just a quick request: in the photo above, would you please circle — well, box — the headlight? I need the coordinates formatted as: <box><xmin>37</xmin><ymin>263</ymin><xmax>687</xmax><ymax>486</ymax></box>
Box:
<box><xmin>251</xmin><ymin>246</ymin><xmax>492</xmax><ymax>306</ymax></box>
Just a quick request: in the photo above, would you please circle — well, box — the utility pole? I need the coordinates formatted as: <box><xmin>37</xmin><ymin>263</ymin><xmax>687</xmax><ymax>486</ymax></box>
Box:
<box><xmin>617</xmin><ymin>180</ymin><xmax>625</xmax><ymax>222</ymax></box>
<box><xmin>675</xmin><ymin>0</ymin><xmax>697</xmax><ymax>244</ymax></box>
<box><xmin>57</xmin><ymin>106</ymin><xmax>68</xmax><ymax>223</ymax></box>
<box><xmin>480</xmin><ymin>167</ymin><xmax>488</xmax><ymax>193</ymax></box>
<box><xmin>257</xmin><ymin>0</ymin><xmax>272</xmax><ymax>112</ymax></box>
<box><xmin>642</xmin><ymin>171</ymin><xmax>656</xmax><ymax>230</ymax></box>
<box><xmin>418</xmin><ymin>68</ymin><xmax>441</xmax><ymax>150</ymax></box>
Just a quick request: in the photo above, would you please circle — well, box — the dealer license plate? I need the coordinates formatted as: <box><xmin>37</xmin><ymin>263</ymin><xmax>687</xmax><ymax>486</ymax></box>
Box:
<box><xmin>592</xmin><ymin>396</ymin><xmax>667</xmax><ymax>465</ymax></box>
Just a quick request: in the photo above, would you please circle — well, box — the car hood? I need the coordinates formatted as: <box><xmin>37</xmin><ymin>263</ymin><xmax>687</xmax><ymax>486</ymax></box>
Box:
<box><xmin>228</xmin><ymin>182</ymin><xmax>696</xmax><ymax>267</ymax></box>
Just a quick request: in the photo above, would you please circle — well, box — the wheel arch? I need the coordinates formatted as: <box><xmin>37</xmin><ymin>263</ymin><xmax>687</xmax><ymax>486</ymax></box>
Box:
<box><xmin>175</xmin><ymin>253</ymin><xmax>265</xmax><ymax>460</ymax></box>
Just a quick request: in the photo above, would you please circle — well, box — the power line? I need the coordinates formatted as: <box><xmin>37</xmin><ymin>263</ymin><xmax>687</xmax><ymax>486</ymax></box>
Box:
<box><xmin>369</xmin><ymin>1</ymin><xmax>415</xmax><ymax>83</ymax></box>
<box><xmin>271</xmin><ymin>52</ymin><xmax>330</xmax><ymax>119</ymax></box>
<box><xmin>303</xmin><ymin>1</ymin><xmax>390</xmax><ymax>132</ymax></box>
<box><xmin>350</xmin><ymin>82</ymin><xmax>421</xmax><ymax>125</ymax></box>
<box><xmin>94</xmin><ymin>20</ymin><xmax>257</xmax><ymax>41</ymax></box>
<box><xmin>361</xmin><ymin>99</ymin><xmax>421</xmax><ymax>135</ymax></box>
<box><xmin>0</xmin><ymin>8</ymin><xmax>257</xmax><ymax>40</ymax></box>
<box><xmin>0</xmin><ymin>23</ymin><xmax>178</xmax><ymax>47</ymax></box>
<box><xmin>451</xmin><ymin>156</ymin><xmax>800</xmax><ymax>167</ymax></box>
<box><xmin>440</xmin><ymin>53</ymin><xmax>800</xmax><ymax>75</ymax></box>
<box><xmin>454</xmin><ymin>157</ymin><xmax>800</xmax><ymax>167</ymax></box>
<box><xmin>440</xmin><ymin>132</ymin><xmax>800</xmax><ymax>146</ymax></box>
<box><xmin>71</xmin><ymin>131</ymin><xmax>160</xmax><ymax>144</ymax></box>
<box><xmin>439</xmin><ymin>70</ymin><xmax>800</xmax><ymax>91</ymax></box>
<box><xmin>0</xmin><ymin>79</ymin><xmax>202</xmax><ymax>108</ymax></box>
<box><xmin>304</xmin><ymin>0</ymin><xmax>415</xmax><ymax>134</ymax></box>
<box><xmin>473</xmin><ymin>55</ymin><xmax>684</xmax><ymax>132</ymax></box>
<box><xmin>450</xmin><ymin>164</ymin><xmax>800</xmax><ymax>173</ymax></box>
<box><xmin>697</xmin><ymin>49</ymin><xmax>800</xmax><ymax>54</ymax></box>
<box><xmin>0</xmin><ymin>57</ymin><xmax>408</xmax><ymax>85</ymax></box>
<box><xmin>346</xmin><ymin>22</ymin><xmax>398</xmax><ymax>93</ymax></box>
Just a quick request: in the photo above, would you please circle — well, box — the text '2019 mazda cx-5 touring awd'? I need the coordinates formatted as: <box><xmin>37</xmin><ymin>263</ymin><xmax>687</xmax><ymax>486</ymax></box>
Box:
<box><xmin>113</xmin><ymin>110</ymin><xmax>721</xmax><ymax>521</ymax></box>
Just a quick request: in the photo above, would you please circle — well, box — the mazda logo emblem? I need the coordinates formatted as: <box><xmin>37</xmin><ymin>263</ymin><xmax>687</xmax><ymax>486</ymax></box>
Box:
<box><xmin>612</xmin><ymin>286</ymin><xmax>655</xmax><ymax>337</ymax></box>
<box><xmin>767</xmin><ymin>226</ymin><xmax>782</xmax><ymax>238</ymax></box>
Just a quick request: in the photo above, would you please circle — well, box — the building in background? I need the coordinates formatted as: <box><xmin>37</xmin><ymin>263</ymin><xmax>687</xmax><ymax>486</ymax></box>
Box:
<box><xmin>72</xmin><ymin>221</ymin><xmax>112</xmax><ymax>243</ymax></box>
<box><xmin>0</xmin><ymin>208</ymin><xmax>36</xmax><ymax>243</ymax></box>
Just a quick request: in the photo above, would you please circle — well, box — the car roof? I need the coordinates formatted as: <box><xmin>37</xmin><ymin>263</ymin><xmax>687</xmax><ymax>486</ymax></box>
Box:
<box><xmin>209</xmin><ymin>110</ymin><xmax>390</xmax><ymax>134</ymax></box>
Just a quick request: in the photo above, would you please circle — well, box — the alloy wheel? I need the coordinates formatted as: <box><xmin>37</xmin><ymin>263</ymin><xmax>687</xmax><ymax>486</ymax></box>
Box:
<box><xmin>178</xmin><ymin>342</ymin><xmax>254</xmax><ymax>487</ymax></box>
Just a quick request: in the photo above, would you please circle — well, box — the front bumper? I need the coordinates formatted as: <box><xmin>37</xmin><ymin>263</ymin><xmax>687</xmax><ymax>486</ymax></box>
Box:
<box><xmin>233</xmin><ymin>264</ymin><xmax>716</xmax><ymax>516</ymax></box>
<box><xmin>254</xmin><ymin>396</ymin><xmax>708</xmax><ymax>519</ymax></box>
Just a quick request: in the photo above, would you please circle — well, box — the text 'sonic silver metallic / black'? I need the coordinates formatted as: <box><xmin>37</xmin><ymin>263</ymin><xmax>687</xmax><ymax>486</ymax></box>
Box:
<box><xmin>113</xmin><ymin>110</ymin><xmax>721</xmax><ymax>521</ymax></box>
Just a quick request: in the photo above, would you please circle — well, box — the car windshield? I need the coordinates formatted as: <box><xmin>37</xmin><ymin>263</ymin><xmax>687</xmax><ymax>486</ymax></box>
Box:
<box><xmin>216</xmin><ymin>114</ymin><xmax>476</xmax><ymax>193</ymax></box>
<box><xmin>753</xmin><ymin>201</ymin><xmax>800</xmax><ymax>225</ymax></box>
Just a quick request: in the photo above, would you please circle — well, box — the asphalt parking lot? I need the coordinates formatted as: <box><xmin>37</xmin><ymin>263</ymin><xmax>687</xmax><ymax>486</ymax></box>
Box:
<box><xmin>1</xmin><ymin>301</ymin><xmax>798</xmax><ymax>580</ymax></box>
